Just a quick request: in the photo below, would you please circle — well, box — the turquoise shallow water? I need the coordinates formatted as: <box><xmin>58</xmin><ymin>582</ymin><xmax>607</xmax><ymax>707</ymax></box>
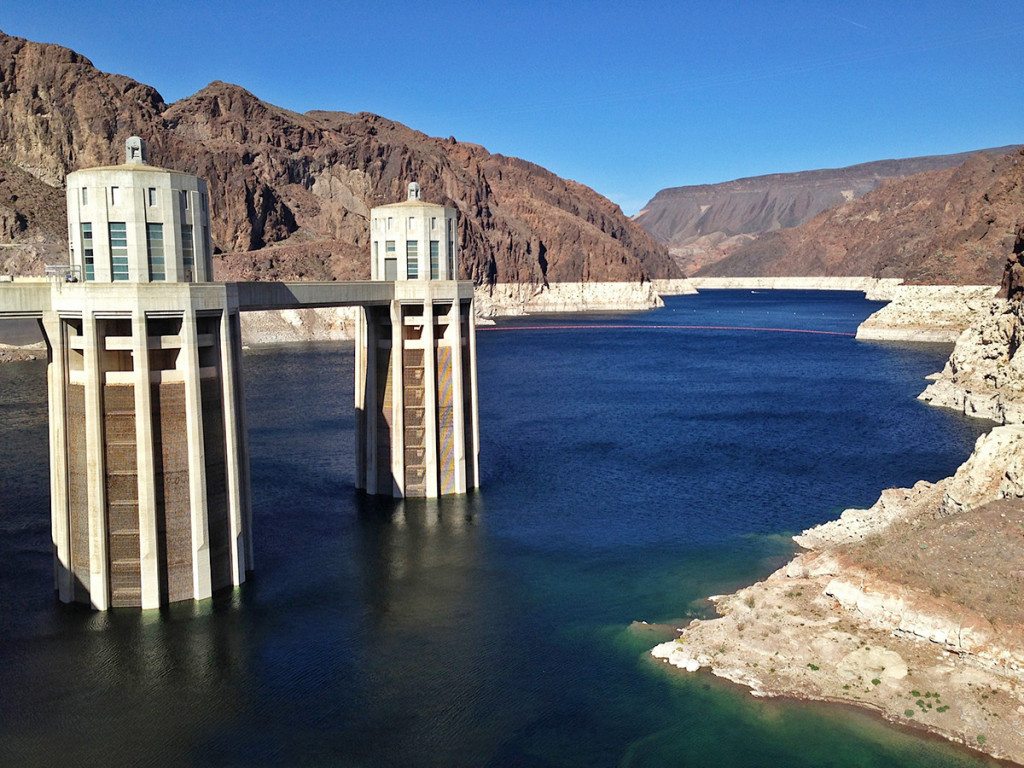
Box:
<box><xmin>0</xmin><ymin>290</ymin><xmax>1002</xmax><ymax>767</ymax></box>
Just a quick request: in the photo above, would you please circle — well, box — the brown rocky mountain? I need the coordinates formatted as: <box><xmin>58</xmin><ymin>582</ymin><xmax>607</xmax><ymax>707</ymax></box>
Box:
<box><xmin>0</xmin><ymin>31</ymin><xmax>678</xmax><ymax>284</ymax></box>
<box><xmin>636</xmin><ymin>148</ymin><xmax>1020</xmax><ymax>276</ymax></box>
<box><xmin>698</xmin><ymin>149</ymin><xmax>1024</xmax><ymax>285</ymax></box>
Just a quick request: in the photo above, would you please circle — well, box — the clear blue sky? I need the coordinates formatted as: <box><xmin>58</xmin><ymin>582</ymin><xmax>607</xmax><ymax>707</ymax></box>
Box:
<box><xmin>2</xmin><ymin>1</ymin><xmax>1022</xmax><ymax>214</ymax></box>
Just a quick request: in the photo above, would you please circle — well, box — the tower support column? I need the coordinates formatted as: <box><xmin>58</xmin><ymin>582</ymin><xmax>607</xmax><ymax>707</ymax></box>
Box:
<box><xmin>354</xmin><ymin>285</ymin><xmax>479</xmax><ymax>499</ymax></box>
<box><xmin>389</xmin><ymin>299</ymin><xmax>405</xmax><ymax>497</ymax></box>
<box><xmin>181</xmin><ymin>309</ymin><xmax>213</xmax><ymax>601</ymax></box>
<box><xmin>421</xmin><ymin>298</ymin><xmax>440</xmax><ymax>498</ymax></box>
<box><xmin>82</xmin><ymin>312</ymin><xmax>110</xmax><ymax>611</ymax></box>
<box><xmin>448</xmin><ymin>299</ymin><xmax>468</xmax><ymax>495</ymax></box>
<box><xmin>131</xmin><ymin>310</ymin><xmax>161</xmax><ymax>609</ymax></box>
<box><xmin>42</xmin><ymin>313</ymin><xmax>73</xmax><ymax>602</ymax></box>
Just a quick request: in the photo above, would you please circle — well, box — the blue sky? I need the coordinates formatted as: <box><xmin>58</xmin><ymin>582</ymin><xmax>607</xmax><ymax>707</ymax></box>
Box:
<box><xmin>2</xmin><ymin>1</ymin><xmax>1022</xmax><ymax>214</ymax></box>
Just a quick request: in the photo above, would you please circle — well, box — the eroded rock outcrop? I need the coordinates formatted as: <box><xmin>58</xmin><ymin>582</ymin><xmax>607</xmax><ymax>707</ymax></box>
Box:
<box><xmin>919</xmin><ymin>298</ymin><xmax>1024</xmax><ymax>423</ymax></box>
<box><xmin>855</xmin><ymin>285</ymin><xmax>1000</xmax><ymax>343</ymax></box>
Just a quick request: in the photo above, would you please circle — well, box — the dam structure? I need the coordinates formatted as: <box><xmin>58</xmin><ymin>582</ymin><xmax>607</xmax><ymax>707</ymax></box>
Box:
<box><xmin>0</xmin><ymin>138</ymin><xmax>480</xmax><ymax>610</ymax></box>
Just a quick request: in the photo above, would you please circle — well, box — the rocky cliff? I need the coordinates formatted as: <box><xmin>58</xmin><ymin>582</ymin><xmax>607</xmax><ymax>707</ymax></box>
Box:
<box><xmin>698</xmin><ymin>149</ymin><xmax>1024</xmax><ymax>284</ymax></box>
<box><xmin>0</xmin><ymin>31</ymin><xmax>678</xmax><ymax>286</ymax></box>
<box><xmin>636</xmin><ymin>148</ymin><xmax>1018</xmax><ymax>276</ymax></box>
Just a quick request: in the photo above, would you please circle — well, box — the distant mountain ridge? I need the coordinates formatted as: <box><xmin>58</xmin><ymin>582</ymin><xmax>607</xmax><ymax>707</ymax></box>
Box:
<box><xmin>0</xmin><ymin>31</ymin><xmax>679</xmax><ymax>285</ymax></box>
<box><xmin>699</xmin><ymin>148</ymin><xmax>1024</xmax><ymax>284</ymax></box>
<box><xmin>636</xmin><ymin>147</ymin><xmax>1021</xmax><ymax>276</ymax></box>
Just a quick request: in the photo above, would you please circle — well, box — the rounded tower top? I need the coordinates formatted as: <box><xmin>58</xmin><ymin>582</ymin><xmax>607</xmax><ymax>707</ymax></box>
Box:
<box><xmin>65</xmin><ymin>139</ymin><xmax>213</xmax><ymax>284</ymax></box>
<box><xmin>125</xmin><ymin>136</ymin><xmax>146</xmax><ymax>165</ymax></box>
<box><xmin>368</xmin><ymin>183</ymin><xmax>459</xmax><ymax>281</ymax></box>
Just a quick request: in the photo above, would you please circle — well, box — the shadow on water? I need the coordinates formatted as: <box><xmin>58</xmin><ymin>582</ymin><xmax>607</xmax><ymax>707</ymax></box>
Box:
<box><xmin>0</xmin><ymin>292</ymin><xmax>1004</xmax><ymax>767</ymax></box>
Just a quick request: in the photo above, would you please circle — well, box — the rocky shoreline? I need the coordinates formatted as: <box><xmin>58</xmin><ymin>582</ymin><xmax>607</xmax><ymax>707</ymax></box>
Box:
<box><xmin>651</xmin><ymin>294</ymin><xmax>1024</xmax><ymax>764</ymax></box>
<box><xmin>856</xmin><ymin>285</ymin><xmax>1000</xmax><ymax>343</ymax></box>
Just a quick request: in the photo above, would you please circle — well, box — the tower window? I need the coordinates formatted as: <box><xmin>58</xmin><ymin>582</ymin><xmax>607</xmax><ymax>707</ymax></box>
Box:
<box><xmin>385</xmin><ymin>241</ymin><xmax>397</xmax><ymax>280</ymax></box>
<box><xmin>147</xmin><ymin>223</ymin><xmax>165</xmax><ymax>281</ymax></box>
<box><xmin>110</xmin><ymin>187</ymin><xmax>120</xmax><ymax>206</ymax></box>
<box><xmin>81</xmin><ymin>223</ymin><xmax>94</xmax><ymax>281</ymax></box>
<box><xmin>431</xmin><ymin>216</ymin><xmax>437</xmax><ymax>230</ymax></box>
<box><xmin>148</xmin><ymin>188</ymin><xmax>157</xmax><ymax>206</ymax></box>
<box><xmin>408</xmin><ymin>216</ymin><xmax>415</xmax><ymax>228</ymax></box>
<box><xmin>387</xmin><ymin>217</ymin><xmax>393</xmax><ymax>231</ymax></box>
<box><xmin>406</xmin><ymin>240</ymin><xmax>419</xmax><ymax>279</ymax></box>
<box><xmin>181</xmin><ymin>223</ymin><xmax>195</xmax><ymax>281</ymax></box>
<box><xmin>109</xmin><ymin>222</ymin><xmax>128</xmax><ymax>281</ymax></box>
<box><xmin>81</xmin><ymin>188</ymin><xmax>88</xmax><ymax>205</ymax></box>
<box><xmin>430</xmin><ymin>241</ymin><xmax>440</xmax><ymax>280</ymax></box>
<box><xmin>180</xmin><ymin>190</ymin><xmax>189</xmax><ymax>210</ymax></box>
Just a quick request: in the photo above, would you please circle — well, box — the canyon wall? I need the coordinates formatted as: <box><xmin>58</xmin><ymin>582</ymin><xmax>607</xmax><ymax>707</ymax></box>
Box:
<box><xmin>0</xmin><ymin>31</ymin><xmax>679</xmax><ymax>288</ymax></box>
<box><xmin>697</xmin><ymin>149</ymin><xmax>1024</xmax><ymax>285</ymax></box>
<box><xmin>636</xmin><ymin>147</ymin><xmax>1019</xmax><ymax>276</ymax></box>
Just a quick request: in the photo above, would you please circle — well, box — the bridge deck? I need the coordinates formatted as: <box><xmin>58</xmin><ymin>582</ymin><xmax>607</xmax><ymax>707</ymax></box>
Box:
<box><xmin>0</xmin><ymin>280</ymin><xmax>477</xmax><ymax>318</ymax></box>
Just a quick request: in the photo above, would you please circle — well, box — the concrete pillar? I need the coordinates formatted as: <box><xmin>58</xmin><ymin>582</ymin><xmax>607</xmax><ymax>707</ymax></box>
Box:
<box><xmin>82</xmin><ymin>313</ymin><xmax>109</xmax><ymax>610</ymax></box>
<box><xmin>131</xmin><ymin>311</ymin><xmax>161</xmax><ymax>609</ymax></box>
<box><xmin>359</xmin><ymin>309</ymin><xmax>381</xmax><ymax>495</ymax></box>
<box><xmin>421</xmin><ymin>299</ymin><xmax>439</xmax><ymax>497</ymax></box>
<box><xmin>229</xmin><ymin>313</ymin><xmax>254</xmax><ymax>570</ymax></box>
<box><xmin>389</xmin><ymin>300</ymin><xmax>405</xmax><ymax>497</ymax></box>
<box><xmin>218</xmin><ymin>310</ymin><xmax>247</xmax><ymax>586</ymax></box>
<box><xmin>42</xmin><ymin>313</ymin><xmax>73</xmax><ymax>601</ymax></box>
<box><xmin>354</xmin><ymin>308</ymin><xmax>368</xmax><ymax>492</ymax></box>
<box><xmin>468</xmin><ymin>299</ymin><xmax>481</xmax><ymax>489</ymax></box>
<box><xmin>181</xmin><ymin>310</ymin><xmax>212</xmax><ymax>600</ymax></box>
<box><xmin>448</xmin><ymin>301</ymin><xmax>468</xmax><ymax>495</ymax></box>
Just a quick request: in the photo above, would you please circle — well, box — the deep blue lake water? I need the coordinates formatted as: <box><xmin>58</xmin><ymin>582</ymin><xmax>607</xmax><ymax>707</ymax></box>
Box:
<box><xmin>0</xmin><ymin>290</ymin><xmax>1001</xmax><ymax>767</ymax></box>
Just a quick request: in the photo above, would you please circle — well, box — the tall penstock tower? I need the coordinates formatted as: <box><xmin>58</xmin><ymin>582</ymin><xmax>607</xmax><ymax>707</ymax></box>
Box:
<box><xmin>355</xmin><ymin>182</ymin><xmax>481</xmax><ymax>497</ymax></box>
<box><xmin>44</xmin><ymin>137</ymin><xmax>252</xmax><ymax>609</ymax></box>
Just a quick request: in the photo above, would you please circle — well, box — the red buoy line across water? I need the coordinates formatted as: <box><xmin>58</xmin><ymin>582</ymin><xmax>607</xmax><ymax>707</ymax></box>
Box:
<box><xmin>477</xmin><ymin>323</ymin><xmax>856</xmax><ymax>337</ymax></box>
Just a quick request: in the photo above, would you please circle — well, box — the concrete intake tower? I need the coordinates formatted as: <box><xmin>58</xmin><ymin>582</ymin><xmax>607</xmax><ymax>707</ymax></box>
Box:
<box><xmin>357</xmin><ymin>182</ymin><xmax>481</xmax><ymax>496</ymax></box>
<box><xmin>0</xmin><ymin>138</ymin><xmax>481</xmax><ymax>611</ymax></box>
<box><xmin>47</xmin><ymin>137</ymin><xmax>251</xmax><ymax>609</ymax></box>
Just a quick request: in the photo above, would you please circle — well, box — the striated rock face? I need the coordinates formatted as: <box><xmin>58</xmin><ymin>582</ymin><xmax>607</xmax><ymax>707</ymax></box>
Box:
<box><xmin>239</xmin><ymin>308</ymin><xmax>360</xmax><ymax>346</ymax></box>
<box><xmin>855</xmin><ymin>285</ymin><xmax>1000</xmax><ymax>343</ymax></box>
<box><xmin>699</xmin><ymin>149</ymin><xmax>1024</xmax><ymax>285</ymax></box>
<box><xmin>473</xmin><ymin>281</ymin><xmax>667</xmax><ymax>317</ymax></box>
<box><xmin>636</xmin><ymin>148</ymin><xmax>1019</xmax><ymax>276</ymax></box>
<box><xmin>0</xmin><ymin>31</ymin><xmax>678</xmax><ymax>286</ymax></box>
<box><xmin>690</xmin><ymin>275</ymin><xmax>904</xmax><ymax>298</ymax></box>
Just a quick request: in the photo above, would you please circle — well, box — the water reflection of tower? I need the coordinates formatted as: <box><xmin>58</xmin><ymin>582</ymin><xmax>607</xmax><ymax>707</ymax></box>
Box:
<box><xmin>1</xmin><ymin>597</ymin><xmax>249</xmax><ymax>764</ymax></box>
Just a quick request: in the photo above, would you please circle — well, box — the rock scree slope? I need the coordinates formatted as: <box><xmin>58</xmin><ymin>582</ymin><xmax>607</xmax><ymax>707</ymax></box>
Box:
<box><xmin>0</xmin><ymin>30</ymin><xmax>678</xmax><ymax>286</ymax></box>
